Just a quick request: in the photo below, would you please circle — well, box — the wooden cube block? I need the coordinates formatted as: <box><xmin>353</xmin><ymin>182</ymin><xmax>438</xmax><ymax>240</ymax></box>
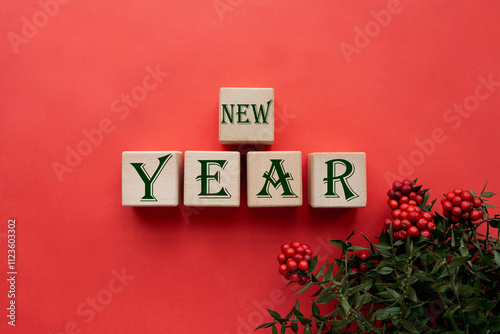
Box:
<box><xmin>184</xmin><ymin>151</ymin><xmax>240</xmax><ymax>207</ymax></box>
<box><xmin>219</xmin><ymin>88</ymin><xmax>274</xmax><ymax>144</ymax></box>
<box><xmin>308</xmin><ymin>152</ymin><xmax>367</xmax><ymax>208</ymax></box>
<box><xmin>247</xmin><ymin>151</ymin><xmax>302</xmax><ymax>207</ymax></box>
<box><xmin>122</xmin><ymin>151</ymin><xmax>182</xmax><ymax>207</ymax></box>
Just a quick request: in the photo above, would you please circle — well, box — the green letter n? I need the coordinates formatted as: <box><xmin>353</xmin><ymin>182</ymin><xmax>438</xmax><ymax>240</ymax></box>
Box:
<box><xmin>221</xmin><ymin>104</ymin><xmax>234</xmax><ymax>124</ymax></box>
<box><xmin>131</xmin><ymin>154</ymin><xmax>172</xmax><ymax>202</ymax></box>
<box><xmin>257</xmin><ymin>159</ymin><xmax>298</xmax><ymax>198</ymax></box>
<box><xmin>323</xmin><ymin>159</ymin><xmax>358</xmax><ymax>201</ymax></box>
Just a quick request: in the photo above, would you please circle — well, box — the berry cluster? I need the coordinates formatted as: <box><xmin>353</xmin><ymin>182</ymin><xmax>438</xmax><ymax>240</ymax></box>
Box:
<box><xmin>440</xmin><ymin>188</ymin><xmax>483</xmax><ymax>224</ymax></box>
<box><xmin>385</xmin><ymin>179</ymin><xmax>435</xmax><ymax>240</ymax></box>
<box><xmin>278</xmin><ymin>241</ymin><xmax>312</xmax><ymax>285</ymax></box>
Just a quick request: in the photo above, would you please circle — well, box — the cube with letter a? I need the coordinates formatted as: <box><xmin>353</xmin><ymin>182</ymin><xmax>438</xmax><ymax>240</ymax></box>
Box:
<box><xmin>219</xmin><ymin>88</ymin><xmax>274</xmax><ymax>144</ymax></box>
<box><xmin>247</xmin><ymin>151</ymin><xmax>302</xmax><ymax>207</ymax></box>
<box><xmin>308</xmin><ymin>152</ymin><xmax>367</xmax><ymax>208</ymax></box>
<box><xmin>122</xmin><ymin>151</ymin><xmax>182</xmax><ymax>206</ymax></box>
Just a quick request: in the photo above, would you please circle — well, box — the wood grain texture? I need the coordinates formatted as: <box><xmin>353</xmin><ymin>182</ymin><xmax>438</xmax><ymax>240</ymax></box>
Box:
<box><xmin>247</xmin><ymin>151</ymin><xmax>302</xmax><ymax>207</ymax></box>
<box><xmin>219</xmin><ymin>87</ymin><xmax>274</xmax><ymax>144</ymax></box>
<box><xmin>184</xmin><ymin>151</ymin><xmax>240</xmax><ymax>207</ymax></box>
<box><xmin>308</xmin><ymin>152</ymin><xmax>366</xmax><ymax>208</ymax></box>
<box><xmin>122</xmin><ymin>151</ymin><xmax>182</xmax><ymax>207</ymax></box>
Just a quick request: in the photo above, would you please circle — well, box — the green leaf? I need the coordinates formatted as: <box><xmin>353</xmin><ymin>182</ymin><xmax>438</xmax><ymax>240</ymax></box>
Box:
<box><xmin>443</xmin><ymin>304</ymin><xmax>460</xmax><ymax>318</ymax></box>
<box><xmin>272</xmin><ymin>325</ymin><xmax>278</xmax><ymax>334</ymax></box>
<box><xmin>304</xmin><ymin>323</ymin><xmax>311</xmax><ymax>334</ymax></box>
<box><xmin>308</xmin><ymin>256</ymin><xmax>318</xmax><ymax>273</ymax></box>
<box><xmin>482</xmin><ymin>202</ymin><xmax>499</xmax><ymax>208</ymax></box>
<box><xmin>281</xmin><ymin>325</ymin><xmax>286</xmax><ymax>334</ymax></box>
<box><xmin>407</xmin><ymin>286</ymin><xmax>418</xmax><ymax>303</ymax></box>
<box><xmin>317</xmin><ymin>322</ymin><xmax>324</xmax><ymax>334</ymax></box>
<box><xmin>255</xmin><ymin>322</ymin><xmax>275</xmax><ymax>330</ymax></box>
<box><xmin>295</xmin><ymin>280</ymin><xmax>312</xmax><ymax>295</ymax></box>
<box><xmin>267</xmin><ymin>309</ymin><xmax>282</xmax><ymax>321</ymax></box>
<box><xmin>495</xmin><ymin>250</ymin><xmax>500</xmax><ymax>267</ymax></box>
<box><xmin>480</xmin><ymin>179</ymin><xmax>489</xmax><ymax>196</ymax></box>
<box><xmin>376</xmin><ymin>267</ymin><xmax>394</xmax><ymax>275</ymax></box>
<box><xmin>348</xmin><ymin>246</ymin><xmax>368</xmax><ymax>251</ymax></box>
<box><xmin>402</xmin><ymin>320</ymin><xmax>419</xmax><ymax>333</ymax></box>
<box><xmin>330</xmin><ymin>239</ymin><xmax>346</xmax><ymax>249</ymax></box>
<box><xmin>480</xmin><ymin>191</ymin><xmax>497</xmax><ymax>198</ymax></box>
<box><xmin>448</xmin><ymin>256</ymin><xmax>469</xmax><ymax>268</ymax></box>
<box><xmin>464</xmin><ymin>297</ymin><xmax>483</xmax><ymax>312</ymax></box>
<box><xmin>291</xmin><ymin>322</ymin><xmax>298</xmax><ymax>333</ymax></box>
<box><xmin>340</xmin><ymin>298</ymin><xmax>350</xmax><ymax>315</ymax></box>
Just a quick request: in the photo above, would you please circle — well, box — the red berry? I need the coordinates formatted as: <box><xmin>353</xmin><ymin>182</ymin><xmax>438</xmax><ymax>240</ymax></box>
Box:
<box><xmin>291</xmin><ymin>241</ymin><xmax>301</xmax><ymax>249</ymax></box>
<box><xmin>284</xmin><ymin>272</ymin><xmax>291</xmax><ymax>280</ymax></box>
<box><xmin>452</xmin><ymin>206</ymin><xmax>462</xmax><ymax>217</ymax></box>
<box><xmin>350</xmin><ymin>267</ymin><xmax>359</xmax><ymax>276</ymax></box>
<box><xmin>408</xmin><ymin>200</ymin><xmax>417</xmax><ymax>206</ymax></box>
<box><xmin>470</xmin><ymin>210</ymin><xmax>482</xmax><ymax>221</ymax></box>
<box><xmin>399</xmin><ymin>196</ymin><xmax>409</xmax><ymax>204</ymax></box>
<box><xmin>446</xmin><ymin>192</ymin><xmax>456</xmax><ymax>201</ymax></box>
<box><xmin>384</xmin><ymin>218</ymin><xmax>392</xmax><ymax>229</ymax></box>
<box><xmin>393</xmin><ymin>232</ymin><xmax>400</xmax><ymax>241</ymax></box>
<box><xmin>460</xmin><ymin>201</ymin><xmax>472</xmax><ymax>212</ymax></box>
<box><xmin>301</xmin><ymin>244</ymin><xmax>310</xmax><ymax>250</ymax></box>
<box><xmin>409</xmin><ymin>192</ymin><xmax>417</xmax><ymax>200</ymax></box>
<box><xmin>417</xmin><ymin>218</ymin><xmax>428</xmax><ymax>230</ymax></box>
<box><xmin>401</xmin><ymin>219</ymin><xmax>411</xmax><ymax>231</ymax></box>
<box><xmin>399</xmin><ymin>203</ymin><xmax>409</xmax><ymax>211</ymax></box>
<box><xmin>359</xmin><ymin>263</ymin><xmax>369</xmax><ymax>273</ymax></box>
<box><xmin>453</xmin><ymin>188</ymin><xmax>463</xmax><ymax>195</ymax></box>
<box><xmin>416</xmin><ymin>195</ymin><xmax>424</xmax><ymax>204</ymax></box>
<box><xmin>305</xmin><ymin>248</ymin><xmax>312</xmax><ymax>256</ymax></box>
<box><xmin>408</xmin><ymin>211</ymin><xmax>420</xmax><ymax>223</ymax></box>
<box><xmin>304</xmin><ymin>254</ymin><xmax>312</xmax><ymax>262</ymax></box>
<box><xmin>461</xmin><ymin>191</ymin><xmax>473</xmax><ymax>201</ymax></box>
<box><xmin>393</xmin><ymin>191</ymin><xmax>402</xmax><ymax>201</ymax></box>
<box><xmin>401</xmin><ymin>184</ymin><xmax>412</xmax><ymax>195</ymax></box>
<box><xmin>285</xmin><ymin>247</ymin><xmax>295</xmax><ymax>258</ymax></box>
<box><xmin>392</xmin><ymin>180</ymin><xmax>402</xmax><ymax>191</ymax></box>
<box><xmin>460</xmin><ymin>212</ymin><xmax>470</xmax><ymax>220</ymax></box>
<box><xmin>392</xmin><ymin>219</ymin><xmax>402</xmax><ymax>231</ymax></box>
<box><xmin>388</xmin><ymin>199</ymin><xmax>400</xmax><ymax>210</ymax></box>
<box><xmin>422</xmin><ymin>211</ymin><xmax>433</xmax><ymax>222</ymax></box>
<box><xmin>402</xmin><ymin>179</ymin><xmax>412</xmax><ymax>185</ymax></box>
<box><xmin>298</xmin><ymin>260</ymin><xmax>309</xmax><ymax>272</ymax></box>
<box><xmin>408</xmin><ymin>226</ymin><xmax>420</xmax><ymax>238</ymax></box>
<box><xmin>278</xmin><ymin>253</ymin><xmax>286</xmax><ymax>264</ymax></box>
<box><xmin>400</xmin><ymin>211</ymin><xmax>409</xmax><ymax>220</ymax></box>
<box><xmin>293</xmin><ymin>254</ymin><xmax>303</xmax><ymax>263</ymax></box>
<box><xmin>295</xmin><ymin>246</ymin><xmax>306</xmax><ymax>255</ymax></box>
<box><xmin>399</xmin><ymin>230</ymin><xmax>408</xmax><ymax>241</ymax></box>
<box><xmin>286</xmin><ymin>260</ymin><xmax>298</xmax><ymax>272</ymax></box>
<box><xmin>473</xmin><ymin>198</ymin><xmax>482</xmax><ymax>208</ymax></box>
<box><xmin>441</xmin><ymin>196</ymin><xmax>447</xmax><ymax>205</ymax></box>
<box><xmin>443</xmin><ymin>210</ymin><xmax>451</xmax><ymax>218</ymax></box>
<box><xmin>427</xmin><ymin>222</ymin><xmax>436</xmax><ymax>232</ymax></box>
<box><xmin>387</xmin><ymin>189</ymin><xmax>395</xmax><ymax>199</ymax></box>
<box><xmin>421</xmin><ymin>230</ymin><xmax>431</xmax><ymax>239</ymax></box>
<box><xmin>281</xmin><ymin>243</ymin><xmax>291</xmax><ymax>253</ymax></box>
<box><xmin>414</xmin><ymin>206</ymin><xmax>422</xmax><ymax>214</ymax></box>
<box><xmin>442</xmin><ymin>201</ymin><xmax>453</xmax><ymax>212</ymax></box>
<box><xmin>392</xmin><ymin>209</ymin><xmax>402</xmax><ymax>219</ymax></box>
<box><xmin>452</xmin><ymin>196</ymin><xmax>462</xmax><ymax>206</ymax></box>
<box><xmin>451</xmin><ymin>215</ymin><xmax>460</xmax><ymax>223</ymax></box>
<box><xmin>289</xmin><ymin>272</ymin><xmax>300</xmax><ymax>282</ymax></box>
<box><xmin>356</xmin><ymin>250</ymin><xmax>370</xmax><ymax>261</ymax></box>
<box><xmin>279</xmin><ymin>264</ymin><xmax>287</xmax><ymax>275</ymax></box>
<box><xmin>298</xmin><ymin>275</ymin><xmax>308</xmax><ymax>285</ymax></box>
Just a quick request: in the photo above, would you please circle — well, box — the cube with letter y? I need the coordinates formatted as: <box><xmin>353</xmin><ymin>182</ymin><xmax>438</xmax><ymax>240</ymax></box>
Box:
<box><xmin>122</xmin><ymin>151</ymin><xmax>182</xmax><ymax>206</ymax></box>
<box><xmin>219</xmin><ymin>88</ymin><xmax>274</xmax><ymax>144</ymax></box>
<box><xmin>247</xmin><ymin>151</ymin><xmax>302</xmax><ymax>207</ymax></box>
<box><xmin>184</xmin><ymin>151</ymin><xmax>240</xmax><ymax>207</ymax></box>
<box><xmin>308</xmin><ymin>152</ymin><xmax>367</xmax><ymax>208</ymax></box>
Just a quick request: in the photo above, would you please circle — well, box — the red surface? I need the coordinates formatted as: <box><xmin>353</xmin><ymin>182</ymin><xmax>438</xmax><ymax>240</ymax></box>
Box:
<box><xmin>2</xmin><ymin>1</ymin><xmax>500</xmax><ymax>333</ymax></box>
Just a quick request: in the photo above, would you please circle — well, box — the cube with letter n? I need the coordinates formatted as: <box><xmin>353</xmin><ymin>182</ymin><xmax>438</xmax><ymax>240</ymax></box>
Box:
<box><xmin>308</xmin><ymin>152</ymin><xmax>367</xmax><ymax>208</ymax></box>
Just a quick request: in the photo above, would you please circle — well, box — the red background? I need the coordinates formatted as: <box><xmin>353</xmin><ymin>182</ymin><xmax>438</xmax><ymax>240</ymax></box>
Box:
<box><xmin>2</xmin><ymin>1</ymin><xmax>500</xmax><ymax>333</ymax></box>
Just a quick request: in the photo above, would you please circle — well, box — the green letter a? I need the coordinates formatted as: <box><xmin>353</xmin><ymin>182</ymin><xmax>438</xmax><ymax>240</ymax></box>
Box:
<box><xmin>131</xmin><ymin>154</ymin><xmax>172</xmax><ymax>201</ymax></box>
<box><xmin>257</xmin><ymin>159</ymin><xmax>298</xmax><ymax>198</ymax></box>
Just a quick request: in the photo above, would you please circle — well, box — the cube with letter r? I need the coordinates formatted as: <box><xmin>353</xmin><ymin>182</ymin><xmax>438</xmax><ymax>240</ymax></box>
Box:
<box><xmin>308</xmin><ymin>152</ymin><xmax>367</xmax><ymax>208</ymax></box>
